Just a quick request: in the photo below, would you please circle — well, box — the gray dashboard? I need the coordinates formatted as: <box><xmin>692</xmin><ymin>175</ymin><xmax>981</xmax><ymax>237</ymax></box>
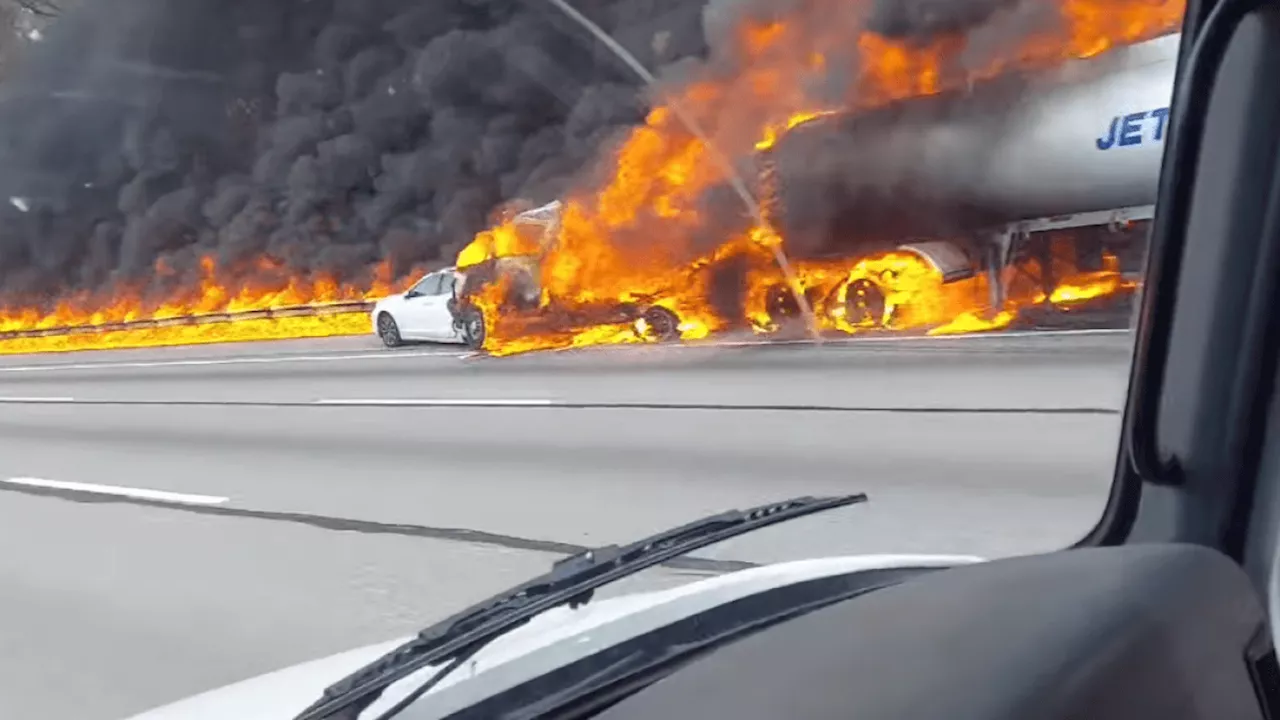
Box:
<box><xmin>597</xmin><ymin>544</ymin><xmax>1276</xmax><ymax>720</ymax></box>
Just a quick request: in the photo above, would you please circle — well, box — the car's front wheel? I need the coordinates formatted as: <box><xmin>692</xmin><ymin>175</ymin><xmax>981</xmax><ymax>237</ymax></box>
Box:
<box><xmin>377</xmin><ymin>312</ymin><xmax>402</xmax><ymax>348</ymax></box>
<box><xmin>458</xmin><ymin>309</ymin><xmax>486</xmax><ymax>350</ymax></box>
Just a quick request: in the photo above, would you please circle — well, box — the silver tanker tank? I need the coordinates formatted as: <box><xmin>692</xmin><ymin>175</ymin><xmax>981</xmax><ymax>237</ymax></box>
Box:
<box><xmin>766</xmin><ymin>32</ymin><xmax>1179</xmax><ymax>256</ymax></box>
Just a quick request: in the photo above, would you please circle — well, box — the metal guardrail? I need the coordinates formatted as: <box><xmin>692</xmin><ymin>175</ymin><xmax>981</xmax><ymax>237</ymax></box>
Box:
<box><xmin>0</xmin><ymin>295</ymin><xmax>1136</xmax><ymax>343</ymax></box>
<box><xmin>0</xmin><ymin>301</ymin><xmax>375</xmax><ymax>340</ymax></box>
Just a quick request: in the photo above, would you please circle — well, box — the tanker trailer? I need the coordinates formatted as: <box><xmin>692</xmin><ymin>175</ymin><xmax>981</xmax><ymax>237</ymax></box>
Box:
<box><xmin>760</xmin><ymin>31</ymin><xmax>1178</xmax><ymax>329</ymax></box>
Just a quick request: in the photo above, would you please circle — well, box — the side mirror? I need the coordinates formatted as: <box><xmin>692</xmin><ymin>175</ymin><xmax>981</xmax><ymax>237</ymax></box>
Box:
<box><xmin>405</xmin><ymin>289</ymin><xmax>421</xmax><ymax>299</ymax></box>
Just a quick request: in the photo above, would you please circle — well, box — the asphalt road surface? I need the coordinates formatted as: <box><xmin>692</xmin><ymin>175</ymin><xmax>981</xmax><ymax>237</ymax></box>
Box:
<box><xmin>0</xmin><ymin>329</ymin><xmax>1136</xmax><ymax>720</ymax></box>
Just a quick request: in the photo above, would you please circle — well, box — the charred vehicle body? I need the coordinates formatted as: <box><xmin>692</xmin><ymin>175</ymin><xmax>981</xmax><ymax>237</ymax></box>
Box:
<box><xmin>449</xmin><ymin>201</ymin><xmax>686</xmax><ymax>351</ymax></box>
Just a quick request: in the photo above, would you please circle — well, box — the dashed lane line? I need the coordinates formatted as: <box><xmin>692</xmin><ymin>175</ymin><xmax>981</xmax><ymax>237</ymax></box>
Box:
<box><xmin>0</xmin><ymin>395</ymin><xmax>1120</xmax><ymax>413</ymax></box>
<box><xmin>0</xmin><ymin>477</ymin><xmax>748</xmax><ymax>572</ymax></box>
<box><xmin>1</xmin><ymin>476</ymin><xmax>229</xmax><ymax>505</ymax></box>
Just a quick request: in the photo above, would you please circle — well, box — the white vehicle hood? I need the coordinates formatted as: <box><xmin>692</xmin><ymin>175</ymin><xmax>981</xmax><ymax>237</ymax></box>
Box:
<box><xmin>372</xmin><ymin>294</ymin><xmax>405</xmax><ymax>314</ymax></box>
<box><xmin>122</xmin><ymin>553</ymin><xmax>981</xmax><ymax>720</ymax></box>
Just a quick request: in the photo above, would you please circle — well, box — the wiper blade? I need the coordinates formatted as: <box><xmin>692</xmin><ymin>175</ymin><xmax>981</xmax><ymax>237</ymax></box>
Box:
<box><xmin>294</xmin><ymin>493</ymin><xmax>868</xmax><ymax>720</ymax></box>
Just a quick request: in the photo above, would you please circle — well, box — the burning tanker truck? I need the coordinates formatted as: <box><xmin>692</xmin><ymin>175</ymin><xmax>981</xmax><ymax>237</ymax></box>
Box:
<box><xmin>450</xmin><ymin>32</ymin><xmax>1177</xmax><ymax>351</ymax></box>
<box><xmin>751</xmin><ymin>31</ymin><xmax>1176</xmax><ymax>334</ymax></box>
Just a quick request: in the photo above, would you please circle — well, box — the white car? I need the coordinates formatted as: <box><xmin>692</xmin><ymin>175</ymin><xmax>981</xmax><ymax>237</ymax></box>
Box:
<box><xmin>370</xmin><ymin>267</ymin><xmax>483</xmax><ymax>349</ymax></box>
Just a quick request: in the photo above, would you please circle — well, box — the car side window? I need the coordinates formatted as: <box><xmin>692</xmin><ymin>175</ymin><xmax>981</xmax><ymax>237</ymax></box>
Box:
<box><xmin>411</xmin><ymin>274</ymin><xmax>441</xmax><ymax>296</ymax></box>
<box><xmin>439</xmin><ymin>274</ymin><xmax>456</xmax><ymax>297</ymax></box>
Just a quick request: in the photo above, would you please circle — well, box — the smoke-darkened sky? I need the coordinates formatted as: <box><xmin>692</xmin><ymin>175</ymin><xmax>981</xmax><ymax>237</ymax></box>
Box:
<box><xmin>0</xmin><ymin>0</ymin><xmax>1068</xmax><ymax>310</ymax></box>
<box><xmin>0</xmin><ymin>0</ymin><xmax>711</xmax><ymax>306</ymax></box>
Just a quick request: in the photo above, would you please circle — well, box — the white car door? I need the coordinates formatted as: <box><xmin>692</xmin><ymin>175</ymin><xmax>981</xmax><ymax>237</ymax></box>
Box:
<box><xmin>397</xmin><ymin>273</ymin><xmax>442</xmax><ymax>339</ymax></box>
<box><xmin>419</xmin><ymin>271</ymin><xmax>464</xmax><ymax>342</ymax></box>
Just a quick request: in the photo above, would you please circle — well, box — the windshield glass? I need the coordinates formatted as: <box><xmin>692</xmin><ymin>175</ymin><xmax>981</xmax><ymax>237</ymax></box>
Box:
<box><xmin>0</xmin><ymin>0</ymin><xmax>1185</xmax><ymax>718</ymax></box>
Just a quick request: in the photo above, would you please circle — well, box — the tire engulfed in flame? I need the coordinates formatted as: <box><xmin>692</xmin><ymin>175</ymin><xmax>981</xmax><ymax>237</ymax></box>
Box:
<box><xmin>453</xmin><ymin>0</ymin><xmax>1179</xmax><ymax>356</ymax></box>
<box><xmin>0</xmin><ymin>0</ymin><xmax>1178</xmax><ymax>356</ymax></box>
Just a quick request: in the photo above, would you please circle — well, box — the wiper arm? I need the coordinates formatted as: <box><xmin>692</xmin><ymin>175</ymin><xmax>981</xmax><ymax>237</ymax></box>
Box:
<box><xmin>294</xmin><ymin>493</ymin><xmax>868</xmax><ymax>720</ymax></box>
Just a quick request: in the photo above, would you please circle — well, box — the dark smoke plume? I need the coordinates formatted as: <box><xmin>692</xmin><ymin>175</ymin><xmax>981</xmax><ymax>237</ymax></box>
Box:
<box><xmin>0</xmin><ymin>0</ymin><xmax>1080</xmax><ymax>311</ymax></box>
<box><xmin>0</xmin><ymin>0</ymin><xmax>708</xmax><ymax>308</ymax></box>
<box><xmin>866</xmin><ymin>0</ymin><xmax>1020</xmax><ymax>38</ymax></box>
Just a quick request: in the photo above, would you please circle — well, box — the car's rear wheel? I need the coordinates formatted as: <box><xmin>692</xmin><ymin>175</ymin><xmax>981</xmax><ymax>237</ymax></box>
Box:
<box><xmin>459</xmin><ymin>309</ymin><xmax>486</xmax><ymax>350</ymax></box>
<box><xmin>377</xmin><ymin>312</ymin><xmax>402</xmax><ymax>348</ymax></box>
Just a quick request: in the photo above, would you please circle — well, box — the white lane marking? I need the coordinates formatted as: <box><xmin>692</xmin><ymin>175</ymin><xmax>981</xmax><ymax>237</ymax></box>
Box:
<box><xmin>690</xmin><ymin>328</ymin><xmax>1131</xmax><ymax>348</ymax></box>
<box><xmin>828</xmin><ymin>328</ymin><xmax>1130</xmax><ymax>342</ymax></box>
<box><xmin>0</xmin><ymin>329</ymin><xmax>1128</xmax><ymax>372</ymax></box>
<box><xmin>459</xmin><ymin>328</ymin><xmax>1132</xmax><ymax>355</ymax></box>
<box><xmin>1</xmin><ymin>476</ymin><xmax>229</xmax><ymax>505</ymax></box>
<box><xmin>313</xmin><ymin>398</ymin><xmax>555</xmax><ymax>406</ymax></box>
<box><xmin>0</xmin><ymin>396</ymin><xmax>75</xmax><ymax>402</ymax></box>
<box><xmin>0</xmin><ymin>349</ymin><xmax>469</xmax><ymax>374</ymax></box>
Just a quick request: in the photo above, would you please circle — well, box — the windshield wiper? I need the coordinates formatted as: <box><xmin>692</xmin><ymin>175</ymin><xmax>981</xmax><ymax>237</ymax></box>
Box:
<box><xmin>293</xmin><ymin>493</ymin><xmax>868</xmax><ymax>720</ymax></box>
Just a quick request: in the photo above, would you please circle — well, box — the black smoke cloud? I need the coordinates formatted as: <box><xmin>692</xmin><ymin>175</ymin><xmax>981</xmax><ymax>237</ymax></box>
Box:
<box><xmin>0</xmin><ymin>0</ymin><xmax>708</xmax><ymax>308</ymax></box>
<box><xmin>866</xmin><ymin>0</ymin><xmax>1020</xmax><ymax>38</ymax></box>
<box><xmin>0</xmin><ymin>0</ymin><xmax>1054</xmax><ymax>311</ymax></box>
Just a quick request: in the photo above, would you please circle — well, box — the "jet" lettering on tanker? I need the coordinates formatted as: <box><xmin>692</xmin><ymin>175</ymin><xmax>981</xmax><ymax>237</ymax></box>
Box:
<box><xmin>1095</xmin><ymin>107</ymin><xmax>1171</xmax><ymax>150</ymax></box>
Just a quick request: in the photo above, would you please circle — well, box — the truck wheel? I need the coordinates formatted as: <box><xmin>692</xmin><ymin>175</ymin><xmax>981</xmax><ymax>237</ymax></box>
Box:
<box><xmin>459</xmin><ymin>310</ymin><xmax>486</xmax><ymax>350</ymax></box>
<box><xmin>843</xmin><ymin>278</ymin><xmax>887</xmax><ymax>327</ymax></box>
<box><xmin>641</xmin><ymin>306</ymin><xmax>682</xmax><ymax>342</ymax></box>
<box><xmin>765</xmin><ymin>284</ymin><xmax>800</xmax><ymax>318</ymax></box>
<box><xmin>377</xmin><ymin>312</ymin><xmax>403</xmax><ymax>348</ymax></box>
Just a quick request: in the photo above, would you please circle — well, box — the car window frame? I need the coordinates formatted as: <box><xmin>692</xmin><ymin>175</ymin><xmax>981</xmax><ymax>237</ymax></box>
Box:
<box><xmin>437</xmin><ymin>273</ymin><xmax>456</xmax><ymax>297</ymax></box>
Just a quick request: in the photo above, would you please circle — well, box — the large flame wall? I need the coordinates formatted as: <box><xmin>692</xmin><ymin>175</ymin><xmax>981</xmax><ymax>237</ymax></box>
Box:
<box><xmin>0</xmin><ymin>0</ymin><xmax>1184</xmax><ymax>355</ymax></box>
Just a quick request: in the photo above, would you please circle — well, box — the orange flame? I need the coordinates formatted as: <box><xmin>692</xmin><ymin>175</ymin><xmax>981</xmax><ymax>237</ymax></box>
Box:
<box><xmin>454</xmin><ymin>0</ymin><xmax>1182</xmax><ymax>355</ymax></box>
<box><xmin>0</xmin><ymin>254</ymin><xmax>431</xmax><ymax>353</ymax></box>
<box><xmin>0</xmin><ymin>313</ymin><xmax>373</xmax><ymax>355</ymax></box>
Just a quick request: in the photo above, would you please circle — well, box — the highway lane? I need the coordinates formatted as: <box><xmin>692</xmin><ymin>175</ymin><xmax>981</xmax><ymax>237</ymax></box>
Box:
<box><xmin>0</xmin><ymin>401</ymin><xmax>1117</xmax><ymax>554</ymax></box>
<box><xmin>0</xmin><ymin>330</ymin><xmax>1133</xmax><ymax>719</ymax></box>
<box><xmin>0</xmin><ymin>327</ymin><xmax>1129</xmax><ymax>368</ymax></box>
<box><xmin>0</xmin><ymin>330</ymin><xmax>1133</xmax><ymax>410</ymax></box>
<box><xmin>0</xmin><ymin>493</ymin><xmax>557</xmax><ymax>720</ymax></box>
<box><xmin>0</xmin><ymin>490</ymin><xmax>714</xmax><ymax>720</ymax></box>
